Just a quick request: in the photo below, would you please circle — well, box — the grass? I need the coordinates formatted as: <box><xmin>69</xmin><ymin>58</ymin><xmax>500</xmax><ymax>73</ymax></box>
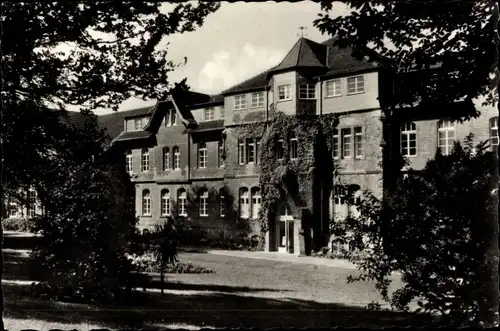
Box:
<box><xmin>2</xmin><ymin>232</ymin><xmax>439</xmax><ymax>329</ymax></box>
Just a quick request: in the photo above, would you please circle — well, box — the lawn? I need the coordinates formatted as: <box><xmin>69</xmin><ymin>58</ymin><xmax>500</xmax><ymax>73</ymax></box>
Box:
<box><xmin>2</xmin><ymin>232</ymin><xmax>437</xmax><ymax>330</ymax></box>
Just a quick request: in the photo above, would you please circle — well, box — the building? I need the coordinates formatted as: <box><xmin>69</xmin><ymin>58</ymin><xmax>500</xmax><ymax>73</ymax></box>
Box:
<box><xmin>8</xmin><ymin>36</ymin><xmax>498</xmax><ymax>255</ymax></box>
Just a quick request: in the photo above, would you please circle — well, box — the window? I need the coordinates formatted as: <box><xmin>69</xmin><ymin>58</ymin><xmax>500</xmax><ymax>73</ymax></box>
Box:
<box><xmin>251</xmin><ymin>92</ymin><xmax>265</xmax><ymax>108</ymax></box>
<box><xmin>326</xmin><ymin>79</ymin><xmax>342</xmax><ymax>97</ymax></box>
<box><xmin>219</xmin><ymin>189</ymin><xmax>226</xmax><ymax>217</ymax></box>
<box><xmin>161</xmin><ymin>189</ymin><xmax>170</xmax><ymax>216</ymax></box>
<box><xmin>332</xmin><ymin>129</ymin><xmax>339</xmax><ymax>159</ymax></box>
<box><xmin>204</xmin><ymin>108</ymin><xmax>215</xmax><ymax>121</ymax></box>
<box><xmin>341</xmin><ymin>128</ymin><xmax>352</xmax><ymax>158</ymax></box>
<box><xmin>171</xmin><ymin>110</ymin><xmax>177</xmax><ymax>125</ymax></box>
<box><xmin>163</xmin><ymin>147</ymin><xmax>170</xmax><ymax>170</ymax></box>
<box><xmin>401</xmin><ymin>122</ymin><xmax>417</xmax><ymax>157</ymax></box>
<box><xmin>234</xmin><ymin>95</ymin><xmax>247</xmax><ymax>110</ymax></box>
<box><xmin>240</xmin><ymin>188</ymin><xmax>250</xmax><ymax>219</ymax></box>
<box><xmin>289</xmin><ymin>136</ymin><xmax>298</xmax><ymax>159</ymax></box>
<box><xmin>299</xmin><ymin>84</ymin><xmax>316</xmax><ymax>99</ymax></box>
<box><xmin>354</xmin><ymin>127</ymin><xmax>363</xmax><ymax>158</ymax></box>
<box><xmin>347</xmin><ymin>75</ymin><xmax>364</xmax><ymax>94</ymax></box>
<box><xmin>246</xmin><ymin>138</ymin><xmax>255</xmax><ymax>164</ymax></box>
<box><xmin>165</xmin><ymin>109</ymin><xmax>177</xmax><ymax>126</ymax></box>
<box><xmin>134</xmin><ymin>117</ymin><xmax>144</xmax><ymax>131</ymax></box>
<box><xmin>126</xmin><ymin>150</ymin><xmax>133</xmax><ymax>173</ymax></box>
<box><xmin>198</xmin><ymin>143</ymin><xmax>207</xmax><ymax>168</ymax></box>
<box><xmin>173</xmin><ymin>146</ymin><xmax>180</xmax><ymax>170</ymax></box>
<box><xmin>199</xmin><ymin>190</ymin><xmax>209</xmax><ymax>217</ymax></box>
<box><xmin>27</xmin><ymin>190</ymin><xmax>36</xmax><ymax>218</ymax></box>
<box><xmin>141</xmin><ymin>148</ymin><xmax>150</xmax><ymax>172</ymax></box>
<box><xmin>251</xmin><ymin>187</ymin><xmax>261</xmax><ymax>219</ymax></box>
<box><xmin>218</xmin><ymin>141</ymin><xmax>225</xmax><ymax>167</ymax></box>
<box><xmin>276</xmin><ymin>139</ymin><xmax>284</xmax><ymax>160</ymax></box>
<box><xmin>278</xmin><ymin>85</ymin><xmax>292</xmax><ymax>100</ymax></box>
<box><xmin>490</xmin><ymin>117</ymin><xmax>499</xmax><ymax>151</ymax></box>
<box><xmin>142</xmin><ymin>190</ymin><xmax>151</xmax><ymax>216</ymax></box>
<box><xmin>178</xmin><ymin>189</ymin><xmax>187</xmax><ymax>216</ymax></box>
<box><xmin>238</xmin><ymin>140</ymin><xmax>245</xmax><ymax>165</ymax></box>
<box><xmin>220</xmin><ymin>107</ymin><xmax>225</xmax><ymax>119</ymax></box>
<box><xmin>438</xmin><ymin>120</ymin><xmax>456</xmax><ymax>155</ymax></box>
<box><xmin>333</xmin><ymin>186</ymin><xmax>348</xmax><ymax>220</ymax></box>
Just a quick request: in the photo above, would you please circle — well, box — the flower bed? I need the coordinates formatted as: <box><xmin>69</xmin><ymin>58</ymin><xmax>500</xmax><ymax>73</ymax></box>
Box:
<box><xmin>126</xmin><ymin>253</ymin><xmax>214</xmax><ymax>274</ymax></box>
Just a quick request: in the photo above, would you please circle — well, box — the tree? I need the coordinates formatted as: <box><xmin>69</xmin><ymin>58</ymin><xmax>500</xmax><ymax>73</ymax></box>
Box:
<box><xmin>150</xmin><ymin>219</ymin><xmax>179</xmax><ymax>295</ymax></box>
<box><xmin>332</xmin><ymin>137</ymin><xmax>496</xmax><ymax>326</ymax></box>
<box><xmin>1</xmin><ymin>1</ymin><xmax>220</xmax><ymax>325</ymax></box>
<box><xmin>314</xmin><ymin>1</ymin><xmax>498</xmax><ymax>326</ymax></box>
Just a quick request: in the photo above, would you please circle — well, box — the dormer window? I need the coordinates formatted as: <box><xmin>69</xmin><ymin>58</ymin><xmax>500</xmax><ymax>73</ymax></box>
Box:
<box><xmin>234</xmin><ymin>95</ymin><xmax>247</xmax><ymax>110</ymax></box>
<box><xmin>251</xmin><ymin>92</ymin><xmax>265</xmax><ymax>108</ymax></box>
<box><xmin>134</xmin><ymin>117</ymin><xmax>147</xmax><ymax>131</ymax></box>
<box><xmin>347</xmin><ymin>75</ymin><xmax>365</xmax><ymax>94</ymax></box>
<box><xmin>278</xmin><ymin>85</ymin><xmax>292</xmax><ymax>101</ymax></box>
<box><xmin>299</xmin><ymin>84</ymin><xmax>316</xmax><ymax>100</ymax></box>
<box><xmin>204</xmin><ymin>107</ymin><xmax>215</xmax><ymax>121</ymax></box>
<box><xmin>165</xmin><ymin>109</ymin><xmax>177</xmax><ymax>127</ymax></box>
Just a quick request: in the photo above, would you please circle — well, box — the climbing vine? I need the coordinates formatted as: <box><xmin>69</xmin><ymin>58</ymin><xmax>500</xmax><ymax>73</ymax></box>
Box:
<box><xmin>254</xmin><ymin>112</ymin><xmax>339</xmax><ymax>232</ymax></box>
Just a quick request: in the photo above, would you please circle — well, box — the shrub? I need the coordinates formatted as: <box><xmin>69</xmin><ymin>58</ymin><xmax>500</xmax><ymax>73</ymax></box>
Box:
<box><xmin>2</xmin><ymin>217</ymin><xmax>35</xmax><ymax>233</ymax></box>
<box><xmin>331</xmin><ymin>136</ymin><xmax>496</xmax><ymax>326</ymax></box>
<box><xmin>125</xmin><ymin>253</ymin><xmax>213</xmax><ymax>274</ymax></box>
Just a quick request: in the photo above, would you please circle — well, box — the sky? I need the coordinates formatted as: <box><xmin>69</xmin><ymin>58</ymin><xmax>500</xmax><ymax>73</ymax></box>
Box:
<box><xmin>81</xmin><ymin>1</ymin><xmax>349</xmax><ymax>115</ymax></box>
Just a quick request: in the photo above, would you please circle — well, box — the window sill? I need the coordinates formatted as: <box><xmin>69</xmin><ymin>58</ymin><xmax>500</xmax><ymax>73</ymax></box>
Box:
<box><xmin>250</xmin><ymin>105</ymin><xmax>265</xmax><ymax>109</ymax></box>
<box><xmin>346</xmin><ymin>91</ymin><xmax>365</xmax><ymax>96</ymax></box>
<box><xmin>234</xmin><ymin>107</ymin><xmax>247</xmax><ymax>111</ymax></box>
<box><xmin>141</xmin><ymin>215</ymin><xmax>152</xmax><ymax>218</ymax></box>
<box><xmin>324</xmin><ymin>94</ymin><xmax>342</xmax><ymax>99</ymax></box>
<box><xmin>160</xmin><ymin>215</ymin><xmax>171</xmax><ymax>218</ymax></box>
<box><xmin>200</xmin><ymin>214</ymin><xmax>209</xmax><ymax>217</ymax></box>
<box><xmin>278</xmin><ymin>98</ymin><xmax>293</xmax><ymax>102</ymax></box>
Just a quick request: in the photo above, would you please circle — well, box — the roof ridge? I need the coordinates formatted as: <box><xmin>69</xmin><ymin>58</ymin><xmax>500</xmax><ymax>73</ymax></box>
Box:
<box><xmin>296</xmin><ymin>37</ymin><xmax>304</xmax><ymax>67</ymax></box>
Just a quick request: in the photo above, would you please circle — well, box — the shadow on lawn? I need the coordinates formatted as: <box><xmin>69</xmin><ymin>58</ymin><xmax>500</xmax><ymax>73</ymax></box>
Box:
<box><xmin>3</xmin><ymin>282</ymin><xmax>440</xmax><ymax>330</ymax></box>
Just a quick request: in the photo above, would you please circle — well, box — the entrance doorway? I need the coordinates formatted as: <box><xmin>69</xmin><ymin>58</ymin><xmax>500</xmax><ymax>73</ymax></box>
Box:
<box><xmin>277</xmin><ymin>206</ymin><xmax>294</xmax><ymax>253</ymax></box>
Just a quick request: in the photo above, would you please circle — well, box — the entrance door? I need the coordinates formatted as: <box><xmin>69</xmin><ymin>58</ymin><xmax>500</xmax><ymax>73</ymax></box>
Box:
<box><xmin>277</xmin><ymin>206</ymin><xmax>294</xmax><ymax>253</ymax></box>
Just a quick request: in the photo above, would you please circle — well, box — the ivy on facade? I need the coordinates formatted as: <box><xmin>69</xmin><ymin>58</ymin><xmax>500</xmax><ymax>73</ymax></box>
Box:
<box><xmin>235</xmin><ymin>112</ymin><xmax>339</xmax><ymax>232</ymax></box>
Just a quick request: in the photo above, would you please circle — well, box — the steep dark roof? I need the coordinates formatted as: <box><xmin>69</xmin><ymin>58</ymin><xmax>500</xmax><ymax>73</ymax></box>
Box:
<box><xmin>121</xmin><ymin>106</ymin><xmax>155</xmax><ymax>119</ymax></box>
<box><xmin>269</xmin><ymin>38</ymin><xmax>327</xmax><ymax>74</ymax></box>
<box><xmin>187</xmin><ymin>94</ymin><xmax>224</xmax><ymax>109</ymax></box>
<box><xmin>221</xmin><ymin>70</ymin><xmax>272</xmax><ymax>96</ymax></box>
<box><xmin>183</xmin><ymin>119</ymin><xmax>225</xmax><ymax>133</ymax></box>
<box><xmin>320</xmin><ymin>37</ymin><xmax>379</xmax><ymax>78</ymax></box>
<box><xmin>222</xmin><ymin>36</ymin><xmax>381</xmax><ymax>95</ymax></box>
<box><xmin>112</xmin><ymin>130</ymin><xmax>152</xmax><ymax>142</ymax></box>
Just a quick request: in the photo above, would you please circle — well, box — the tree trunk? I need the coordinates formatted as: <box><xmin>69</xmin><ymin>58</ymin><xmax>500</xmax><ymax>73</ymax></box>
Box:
<box><xmin>481</xmin><ymin>1</ymin><xmax>500</xmax><ymax>327</ymax></box>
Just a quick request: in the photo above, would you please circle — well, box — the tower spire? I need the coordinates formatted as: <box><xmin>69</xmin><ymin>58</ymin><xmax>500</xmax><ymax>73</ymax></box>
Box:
<box><xmin>297</xmin><ymin>26</ymin><xmax>308</xmax><ymax>38</ymax></box>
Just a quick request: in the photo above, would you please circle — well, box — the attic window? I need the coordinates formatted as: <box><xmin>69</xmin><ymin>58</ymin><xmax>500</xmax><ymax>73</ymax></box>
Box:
<box><xmin>234</xmin><ymin>95</ymin><xmax>247</xmax><ymax>110</ymax></box>
<box><xmin>299</xmin><ymin>84</ymin><xmax>316</xmax><ymax>100</ymax></box>
<box><xmin>347</xmin><ymin>75</ymin><xmax>364</xmax><ymax>94</ymax></box>
<box><xmin>134</xmin><ymin>117</ymin><xmax>146</xmax><ymax>131</ymax></box>
<box><xmin>165</xmin><ymin>109</ymin><xmax>177</xmax><ymax>126</ymax></box>
<box><xmin>204</xmin><ymin>107</ymin><xmax>215</xmax><ymax>121</ymax></box>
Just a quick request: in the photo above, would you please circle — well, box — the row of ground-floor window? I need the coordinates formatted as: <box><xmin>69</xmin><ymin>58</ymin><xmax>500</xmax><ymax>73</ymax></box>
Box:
<box><xmin>139</xmin><ymin>185</ymin><xmax>361</xmax><ymax>222</ymax></box>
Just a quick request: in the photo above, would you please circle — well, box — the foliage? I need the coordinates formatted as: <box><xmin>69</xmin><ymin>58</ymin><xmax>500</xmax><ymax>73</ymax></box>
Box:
<box><xmin>256</xmin><ymin>112</ymin><xmax>338</xmax><ymax>232</ymax></box>
<box><xmin>29</xmin><ymin>113</ymin><xmax>142</xmax><ymax>304</ymax></box>
<box><xmin>331</xmin><ymin>136</ymin><xmax>496</xmax><ymax>326</ymax></box>
<box><xmin>126</xmin><ymin>253</ymin><xmax>213</xmax><ymax>274</ymax></box>
<box><xmin>1</xmin><ymin>217</ymin><xmax>35</xmax><ymax>233</ymax></box>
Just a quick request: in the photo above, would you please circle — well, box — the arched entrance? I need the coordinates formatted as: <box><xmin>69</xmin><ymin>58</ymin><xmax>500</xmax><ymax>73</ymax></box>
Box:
<box><xmin>277</xmin><ymin>204</ymin><xmax>294</xmax><ymax>253</ymax></box>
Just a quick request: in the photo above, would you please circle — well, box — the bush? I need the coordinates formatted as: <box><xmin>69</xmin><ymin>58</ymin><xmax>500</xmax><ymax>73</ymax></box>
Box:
<box><xmin>331</xmin><ymin>137</ymin><xmax>496</xmax><ymax>326</ymax></box>
<box><xmin>2</xmin><ymin>217</ymin><xmax>35</xmax><ymax>232</ymax></box>
<box><xmin>126</xmin><ymin>253</ymin><xmax>213</xmax><ymax>274</ymax></box>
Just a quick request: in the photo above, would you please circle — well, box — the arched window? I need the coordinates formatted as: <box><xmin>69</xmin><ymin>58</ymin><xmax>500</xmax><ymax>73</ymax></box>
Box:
<box><xmin>141</xmin><ymin>148</ymin><xmax>150</xmax><ymax>172</ymax></box>
<box><xmin>218</xmin><ymin>141</ymin><xmax>225</xmax><ymax>167</ymax></box>
<box><xmin>163</xmin><ymin>147</ymin><xmax>170</xmax><ymax>170</ymax></box>
<box><xmin>401</xmin><ymin>122</ymin><xmax>417</xmax><ymax>157</ymax></box>
<box><xmin>173</xmin><ymin>146</ymin><xmax>180</xmax><ymax>170</ymax></box>
<box><xmin>490</xmin><ymin>117</ymin><xmax>499</xmax><ymax>151</ymax></box>
<box><xmin>437</xmin><ymin>120</ymin><xmax>456</xmax><ymax>155</ymax></box>
<box><xmin>199</xmin><ymin>190</ymin><xmax>209</xmax><ymax>217</ymax></box>
<box><xmin>289</xmin><ymin>135</ymin><xmax>298</xmax><ymax>160</ymax></box>
<box><xmin>198</xmin><ymin>142</ymin><xmax>207</xmax><ymax>168</ymax></box>
<box><xmin>276</xmin><ymin>139</ymin><xmax>284</xmax><ymax>160</ymax></box>
<box><xmin>219</xmin><ymin>188</ymin><xmax>226</xmax><ymax>217</ymax></box>
<box><xmin>178</xmin><ymin>188</ymin><xmax>187</xmax><ymax>216</ymax></box>
<box><xmin>142</xmin><ymin>189</ymin><xmax>151</xmax><ymax>216</ymax></box>
<box><xmin>251</xmin><ymin>187</ymin><xmax>261</xmax><ymax>219</ymax></box>
<box><xmin>333</xmin><ymin>185</ymin><xmax>348</xmax><ymax>221</ymax></box>
<box><xmin>125</xmin><ymin>150</ymin><xmax>133</xmax><ymax>173</ymax></box>
<box><xmin>161</xmin><ymin>189</ymin><xmax>170</xmax><ymax>216</ymax></box>
<box><xmin>239</xmin><ymin>188</ymin><xmax>250</xmax><ymax>219</ymax></box>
